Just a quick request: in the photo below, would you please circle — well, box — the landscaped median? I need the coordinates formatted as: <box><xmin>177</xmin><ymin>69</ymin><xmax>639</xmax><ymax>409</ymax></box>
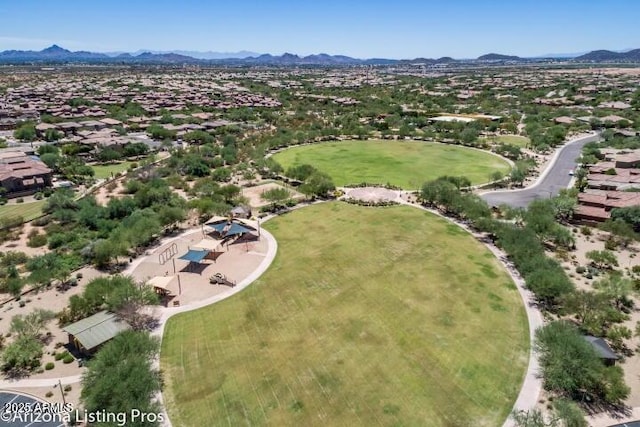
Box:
<box><xmin>160</xmin><ymin>202</ymin><xmax>528</xmax><ymax>426</ymax></box>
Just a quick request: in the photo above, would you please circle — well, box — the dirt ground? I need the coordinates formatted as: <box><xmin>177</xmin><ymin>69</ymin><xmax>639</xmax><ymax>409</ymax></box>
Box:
<box><xmin>345</xmin><ymin>187</ymin><xmax>399</xmax><ymax>202</ymax></box>
<box><xmin>0</xmin><ymin>265</ymin><xmax>106</xmax><ymax>386</ymax></box>
<box><xmin>93</xmin><ymin>179</ymin><xmax>127</xmax><ymax>205</ymax></box>
<box><xmin>241</xmin><ymin>182</ymin><xmax>304</xmax><ymax>208</ymax></box>
<box><xmin>555</xmin><ymin>227</ymin><xmax>640</xmax><ymax>407</ymax></box>
<box><xmin>0</xmin><ymin>222</ymin><xmax>49</xmax><ymax>258</ymax></box>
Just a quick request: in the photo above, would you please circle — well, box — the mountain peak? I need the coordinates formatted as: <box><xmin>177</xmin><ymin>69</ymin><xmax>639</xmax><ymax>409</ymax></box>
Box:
<box><xmin>478</xmin><ymin>53</ymin><xmax>521</xmax><ymax>61</ymax></box>
<box><xmin>575</xmin><ymin>49</ymin><xmax>640</xmax><ymax>62</ymax></box>
<box><xmin>41</xmin><ymin>44</ymin><xmax>70</xmax><ymax>54</ymax></box>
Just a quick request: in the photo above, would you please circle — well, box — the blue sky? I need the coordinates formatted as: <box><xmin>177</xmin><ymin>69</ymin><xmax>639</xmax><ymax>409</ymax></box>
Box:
<box><xmin>0</xmin><ymin>0</ymin><xmax>638</xmax><ymax>58</ymax></box>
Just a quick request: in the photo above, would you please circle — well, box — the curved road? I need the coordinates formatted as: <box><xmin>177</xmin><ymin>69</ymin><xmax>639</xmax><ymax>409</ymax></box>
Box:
<box><xmin>480</xmin><ymin>133</ymin><xmax>601</xmax><ymax>208</ymax></box>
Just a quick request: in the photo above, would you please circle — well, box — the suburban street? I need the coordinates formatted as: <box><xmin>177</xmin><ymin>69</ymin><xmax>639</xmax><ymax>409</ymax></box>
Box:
<box><xmin>480</xmin><ymin>133</ymin><xmax>601</xmax><ymax>208</ymax></box>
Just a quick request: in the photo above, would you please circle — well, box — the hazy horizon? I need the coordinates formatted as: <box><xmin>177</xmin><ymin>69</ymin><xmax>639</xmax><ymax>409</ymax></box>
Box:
<box><xmin>0</xmin><ymin>0</ymin><xmax>638</xmax><ymax>59</ymax></box>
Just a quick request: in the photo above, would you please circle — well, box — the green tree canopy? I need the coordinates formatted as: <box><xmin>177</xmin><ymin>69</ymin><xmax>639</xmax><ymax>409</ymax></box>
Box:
<box><xmin>13</xmin><ymin>122</ymin><xmax>36</xmax><ymax>141</ymax></box>
<box><xmin>586</xmin><ymin>250</ymin><xmax>619</xmax><ymax>270</ymax></box>
<box><xmin>535</xmin><ymin>320</ymin><xmax>629</xmax><ymax>404</ymax></box>
<box><xmin>1</xmin><ymin>335</ymin><xmax>43</xmax><ymax>373</ymax></box>
<box><xmin>261</xmin><ymin>187</ymin><xmax>291</xmax><ymax>206</ymax></box>
<box><xmin>81</xmin><ymin>331</ymin><xmax>162</xmax><ymax>427</ymax></box>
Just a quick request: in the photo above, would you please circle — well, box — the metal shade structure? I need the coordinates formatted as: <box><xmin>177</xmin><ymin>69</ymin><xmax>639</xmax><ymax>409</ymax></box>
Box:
<box><xmin>206</xmin><ymin>221</ymin><xmax>254</xmax><ymax>238</ymax></box>
<box><xmin>206</xmin><ymin>222</ymin><xmax>227</xmax><ymax>234</ymax></box>
<box><xmin>178</xmin><ymin>248</ymin><xmax>210</xmax><ymax>263</ymax></box>
<box><xmin>224</xmin><ymin>222</ymin><xmax>252</xmax><ymax>237</ymax></box>
<box><xmin>193</xmin><ymin>238</ymin><xmax>223</xmax><ymax>251</ymax></box>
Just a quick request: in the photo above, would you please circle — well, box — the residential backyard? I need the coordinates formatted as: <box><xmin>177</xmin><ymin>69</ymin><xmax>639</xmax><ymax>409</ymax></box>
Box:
<box><xmin>494</xmin><ymin>135</ymin><xmax>531</xmax><ymax>147</ymax></box>
<box><xmin>161</xmin><ymin>202</ymin><xmax>529</xmax><ymax>426</ymax></box>
<box><xmin>0</xmin><ymin>200</ymin><xmax>46</xmax><ymax>222</ymax></box>
<box><xmin>272</xmin><ymin>140</ymin><xmax>511</xmax><ymax>189</ymax></box>
<box><xmin>91</xmin><ymin>161</ymin><xmax>135</xmax><ymax>179</ymax></box>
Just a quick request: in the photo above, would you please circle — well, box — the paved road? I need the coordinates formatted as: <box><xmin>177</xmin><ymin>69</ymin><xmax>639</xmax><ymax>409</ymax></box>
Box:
<box><xmin>480</xmin><ymin>133</ymin><xmax>601</xmax><ymax>208</ymax></box>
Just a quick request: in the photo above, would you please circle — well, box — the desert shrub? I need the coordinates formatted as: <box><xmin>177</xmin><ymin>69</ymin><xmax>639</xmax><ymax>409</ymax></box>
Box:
<box><xmin>32</xmin><ymin>216</ymin><xmax>51</xmax><ymax>227</ymax></box>
<box><xmin>605</xmin><ymin>238</ymin><xmax>617</xmax><ymax>251</ymax></box>
<box><xmin>576</xmin><ymin>266</ymin><xmax>586</xmax><ymax>274</ymax></box>
<box><xmin>105</xmin><ymin>181</ymin><xmax>118</xmax><ymax>192</ymax></box>
<box><xmin>62</xmin><ymin>354</ymin><xmax>74</xmax><ymax>364</ymax></box>
<box><xmin>27</xmin><ymin>232</ymin><xmax>47</xmax><ymax>248</ymax></box>
<box><xmin>45</xmin><ymin>362</ymin><xmax>54</xmax><ymax>370</ymax></box>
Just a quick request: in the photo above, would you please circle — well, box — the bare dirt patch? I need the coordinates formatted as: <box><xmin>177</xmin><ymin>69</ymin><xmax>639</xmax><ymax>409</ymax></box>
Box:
<box><xmin>241</xmin><ymin>182</ymin><xmax>303</xmax><ymax>208</ymax></box>
<box><xmin>345</xmin><ymin>187</ymin><xmax>399</xmax><ymax>202</ymax></box>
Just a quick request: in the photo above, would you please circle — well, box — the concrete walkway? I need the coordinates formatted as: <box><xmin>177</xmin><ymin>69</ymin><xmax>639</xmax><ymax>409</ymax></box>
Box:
<box><xmin>0</xmin><ymin>374</ymin><xmax>82</xmax><ymax>388</ymax></box>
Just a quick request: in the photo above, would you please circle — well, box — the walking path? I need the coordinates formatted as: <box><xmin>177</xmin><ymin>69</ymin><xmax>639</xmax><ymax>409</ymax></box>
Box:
<box><xmin>0</xmin><ymin>374</ymin><xmax>82</xmax><ymax>388</ymax></box>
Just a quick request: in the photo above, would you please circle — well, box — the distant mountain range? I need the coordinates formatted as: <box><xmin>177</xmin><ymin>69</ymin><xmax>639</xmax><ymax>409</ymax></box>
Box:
<box><xmin>0</xmin><ymin>45</ymin><xmax>639</xmax><ymax>65</ymax></box>
<box><xmin>104</xmin><ymin>49</ymin><xmax>260</xmax><ymax>59</ymax></box>
<box><xmin>477</xmin><ymin>53</ymin><xmax>521</xmax><ymax>61</ymax></box>
<box><xmin>574</xmin><ymin>49</ymin><xmax>640</xmax><ymax>62</ymax></box>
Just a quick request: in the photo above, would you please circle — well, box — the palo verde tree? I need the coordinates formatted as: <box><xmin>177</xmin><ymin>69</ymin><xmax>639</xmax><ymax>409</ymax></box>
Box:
<box><xmin>261</xmin><ymin>187</ymin><xmax>291</xmax><ymax>210</ymax></box>
<box><xmin>81</xmin><ymin>331</ymin><xmax>162</xmax><ymax>427</ymax></box>
<box><xmin>586</xmin><ymin>250</ymin><xmax>619</xmax><ymax>270</ymax></box>
<box><xmin>535</xmin><ymin>320</ymin><xmax>629</xmax><ymax>405</ymax></box>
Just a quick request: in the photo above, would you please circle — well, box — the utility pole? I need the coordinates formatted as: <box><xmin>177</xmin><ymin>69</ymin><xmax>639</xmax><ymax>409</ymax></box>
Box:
<box><xmin>56</xmin><ymin>379</ymin><xmax>67</xmax><ymax>406</ymax></box>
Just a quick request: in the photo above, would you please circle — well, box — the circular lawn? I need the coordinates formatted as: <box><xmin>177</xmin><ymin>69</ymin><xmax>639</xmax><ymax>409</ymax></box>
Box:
<box><xmin>161</xmin><ymin>203</ymin><xmax>528</xmax><ymax>426</ymax></box>
<box><xmin>271</xmin><ymin>139</ymin><xmax>511</xmax><ymax>189</ymax></box>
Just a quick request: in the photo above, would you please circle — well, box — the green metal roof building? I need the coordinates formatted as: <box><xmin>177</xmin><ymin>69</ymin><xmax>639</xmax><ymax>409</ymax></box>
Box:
<box><xmin>62</xmin><ymin>310</ymin><xmax>130</xmax><ymax>354</ymax></box>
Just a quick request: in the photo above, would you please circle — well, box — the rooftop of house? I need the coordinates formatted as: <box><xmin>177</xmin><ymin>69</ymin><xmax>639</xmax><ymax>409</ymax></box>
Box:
<box><xmin>0</xmin><ymin>152</ymin><xmax>52</xmax><ymax>181</ymax></box>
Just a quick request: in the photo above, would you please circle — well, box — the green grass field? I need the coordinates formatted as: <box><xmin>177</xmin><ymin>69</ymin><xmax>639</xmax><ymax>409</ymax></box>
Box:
<box><xmin>271</xmin><ymin>140</ymin><xmax>511</xmax><ymax>189</ymax></box>
<box><xmin>493</xmin><ymin>135</ymin><xmax>530</xmax><ymax>147</ymax></box>
<box><xmin>91</xmin><ymin>161</ymin><xmax>135</xmax><ymax>179</ymax></box>
<box><xmin>0</xmin><ymin>200</ymin><xmax>46</xmax><ymax>222</ymax></box>
<box><xmin>161</xmin><ymin>203</ymin><xmax>528</xmax><ymax>426</ymax></box>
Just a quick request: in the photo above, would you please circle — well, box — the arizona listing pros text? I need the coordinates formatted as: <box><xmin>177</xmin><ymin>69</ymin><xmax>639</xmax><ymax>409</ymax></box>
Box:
<box><xmin>1</xmin><ymin>407</ymin><xmax>165</xmax><ymax>426</ymax></box>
